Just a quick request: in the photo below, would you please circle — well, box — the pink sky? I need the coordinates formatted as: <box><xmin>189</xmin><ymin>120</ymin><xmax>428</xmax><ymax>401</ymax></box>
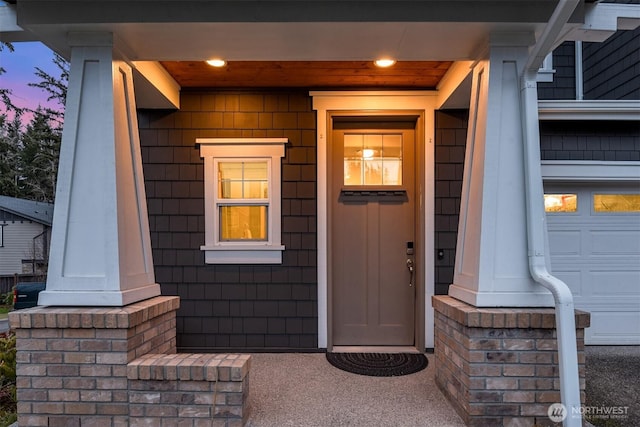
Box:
<box><xmin>0</xmin><ymin>41</ymin><xmax>61</xmax><ymax>123</ymax></box>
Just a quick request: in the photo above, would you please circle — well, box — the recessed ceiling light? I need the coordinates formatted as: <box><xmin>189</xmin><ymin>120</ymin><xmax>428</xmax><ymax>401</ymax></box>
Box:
<box><xmin>374</xmin><ymin>58</ymin><xmax>396</xmax><ymax>68</ymax></box>
<box><xmin>206</xmin><ymin>59</ymin><xmax>227</xmax><ymax>67</ymax></box>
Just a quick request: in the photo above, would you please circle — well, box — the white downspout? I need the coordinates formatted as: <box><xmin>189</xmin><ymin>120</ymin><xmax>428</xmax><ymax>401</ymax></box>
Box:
<box><xmin>521</xmin><ymin>1</ymin><xmax>582</xmax><ymax>426</ymax></box>
<box><xmin>575</xmin><ymin>41</ymin><xmax>584</xmax><ymax>100</ymax></box>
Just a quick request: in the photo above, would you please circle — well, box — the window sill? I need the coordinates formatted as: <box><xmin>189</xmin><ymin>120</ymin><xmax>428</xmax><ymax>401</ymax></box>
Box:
<box><xmin>200</xmin><ymin>245</ymin><xmax>285</xmax><ymax>264</ymax></box>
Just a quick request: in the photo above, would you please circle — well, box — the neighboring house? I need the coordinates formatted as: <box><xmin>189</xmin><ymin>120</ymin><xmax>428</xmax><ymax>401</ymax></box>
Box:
<box><xmin>538</xmin><ymin>27</ymin><xmax>640</xmax><ymax>345</ymax></box>
<box><xmin>1</xmin><ymin>0</ymin><xmax>638</xmax><ymax>353</ymax></box>
<box><xmin>0</xmin><ymin>195</ymin><xmax>53</xmax><ymax>276</ymax></box>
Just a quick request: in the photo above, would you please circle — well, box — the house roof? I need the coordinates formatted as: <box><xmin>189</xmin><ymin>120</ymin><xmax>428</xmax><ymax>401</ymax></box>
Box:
<box><xmin>0</xmin><ymin>196</ymin><xmax>54</xmax><ymax>226</ymax></box>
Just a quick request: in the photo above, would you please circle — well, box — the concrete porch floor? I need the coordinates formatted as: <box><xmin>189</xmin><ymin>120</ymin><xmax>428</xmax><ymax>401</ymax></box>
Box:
<box><xmin>247</xmin><ymin>353</ymin><xmax>465</xmax><ymax>427</ymax></box>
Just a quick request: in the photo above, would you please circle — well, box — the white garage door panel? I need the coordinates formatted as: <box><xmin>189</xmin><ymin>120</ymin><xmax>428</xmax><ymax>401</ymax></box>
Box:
<box><xmin>590</xmin><ymin>230</ymin><xmax>640</xmax><ymax>256</ymax></box>
<box><xmin>546</xmin><ymin>183</ymin><xmax>640</xmax><ymax>345</ymax></box>
<box><xmin>591</xmin><ymin>270</ymin><xmax>640</xmax><ymax>295</ymax></box>
<box><xmin>587</xmin><ymin>311</ymin><xmax>640</xmax><ymax>345</ymax></box>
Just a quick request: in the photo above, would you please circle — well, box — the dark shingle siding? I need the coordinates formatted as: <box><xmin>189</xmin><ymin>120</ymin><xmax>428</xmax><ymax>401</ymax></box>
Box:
<box><xmin>434</xmin><ymin>110</ymin><xmax>468</xmax><ymax>296</ymax></box>
<box><xmin>540</xmin><ymin>120</ymin><xmax>640</xmax><ymax>161</ymax></box>
<box><xmin>139</xmin><ymin>91</ymin><xmax>318</xmax><ymax>351</ymax></box>
<box><xmin>583</xmin><ymin>27</ymin><xmax>640</xmax><ymax>100</ymax></box>
<box><xmin>538</xmin><ymin>41</ymin><xmax>576</xmax><ymax>100</ymax></box>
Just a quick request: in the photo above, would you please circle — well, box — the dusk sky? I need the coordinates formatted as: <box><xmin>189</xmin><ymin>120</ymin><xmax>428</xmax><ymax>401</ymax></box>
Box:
<box><xmin>0</xmin><ymin>41</ymin><xmax>61</xmax><ymax>121</ymax></box>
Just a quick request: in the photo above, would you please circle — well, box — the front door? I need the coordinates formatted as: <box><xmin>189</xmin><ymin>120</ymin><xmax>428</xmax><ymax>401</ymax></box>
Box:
<box><xmin>331</xmin><ymin>120</ymin><xmax>417</xmax><ymax>346</ymax></box>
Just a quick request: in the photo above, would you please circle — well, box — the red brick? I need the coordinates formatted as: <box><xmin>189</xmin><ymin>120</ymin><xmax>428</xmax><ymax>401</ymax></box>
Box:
<box><xmin>486</xmin><ymin>378</ymin><xmax>519</xmax><ymax>390</ymax></box>
<box><xmin>503</xmin><ymin>391</ymin><xmax>535</xmax><ymax>403</ymax></box>
<box><xmin>64</xmin><ymin>402</ymin><xmax>97</xmax><ymax>415</ymax></box>
<box><xmin>31</xmin><ymin>402</ymin><xmax>64</xmax><ymax>414</ymax></box>
<box><xmin>503</xmin><ymin>365</ymin><xmax>535</xmax><ymax>377</ymax></box>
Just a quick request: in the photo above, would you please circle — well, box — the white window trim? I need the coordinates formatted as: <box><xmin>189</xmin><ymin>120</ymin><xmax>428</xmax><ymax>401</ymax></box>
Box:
<box><xmin>536</xmin><ymin>53</ymin><xmax>555</xmax><ymax>83</ymax></box>
<box><xmin>198</xmin><ymin>138</ymin><xmax>287</xmax><ymax>264</ymax></box>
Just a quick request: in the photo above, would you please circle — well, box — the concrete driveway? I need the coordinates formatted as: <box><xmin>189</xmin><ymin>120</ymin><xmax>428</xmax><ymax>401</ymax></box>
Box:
<box><xmin>585</xmin><ymin>346</ymin><xmax>640</xmax><ymax>427</ymax></box>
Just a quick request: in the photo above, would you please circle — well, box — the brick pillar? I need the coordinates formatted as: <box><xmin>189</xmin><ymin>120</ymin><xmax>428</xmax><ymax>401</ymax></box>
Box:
<box><xmin>9</xmin><ymin>296</ymin><xmax>179</xmax><ymax>427</ymax></box>
<box><xmin>433</xmin><ymin>296</ymin><xmax>590</xmax><ymax>427</ymax></box>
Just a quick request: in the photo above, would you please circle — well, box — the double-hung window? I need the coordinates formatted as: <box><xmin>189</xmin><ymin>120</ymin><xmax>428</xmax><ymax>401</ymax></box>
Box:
<box><xmin>198</xmin><ymin>138</ymin><xmax>287</xmax><ymax>264</ymax></box>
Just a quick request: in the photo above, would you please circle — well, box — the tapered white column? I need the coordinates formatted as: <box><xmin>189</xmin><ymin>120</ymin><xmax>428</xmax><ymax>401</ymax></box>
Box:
<box><xmin>448</xmin><ymin>35</ymin><xmax>554</xmax><ymax>307</ymax></box>
<box><xmin>39</xmin><ymin>33</ymin><xmax>161</xmax><ymax>306</ymax></box>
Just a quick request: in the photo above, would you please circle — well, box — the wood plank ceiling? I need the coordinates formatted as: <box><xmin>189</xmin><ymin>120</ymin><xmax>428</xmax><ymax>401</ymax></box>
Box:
<box><xmin>160</xmin><ymin>61</ymin><xmax>453</xmax><ymax>89</ymax></box>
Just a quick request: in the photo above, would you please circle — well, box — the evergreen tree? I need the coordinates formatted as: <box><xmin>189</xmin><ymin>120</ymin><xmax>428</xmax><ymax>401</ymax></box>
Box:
<box><xmin>28</xmin><ymin>53</ymin><xmax>68</xmax><ymax>127</ymax></box>
<box><xmin>0</xmin><ymin>42</ymin><xmax>67</xmax><ymax>202</ymax></box>
<box><xmin>0</xmin><ymin>114</ymin><xmax>22</xmax><ymax>197</ymax></box>
<box><xmin>19</xmin><ymin>108</ymin><xmax>61</xmax><ymax>202</ymax></box>
<box><xmin>0</xmin><ymin>42</ymin><xmax>23</xmax><ymax>197</ymax></box>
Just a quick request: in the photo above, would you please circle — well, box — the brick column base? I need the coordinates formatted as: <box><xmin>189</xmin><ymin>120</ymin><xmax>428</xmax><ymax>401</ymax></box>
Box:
<box><xmin>10</xmin><ymin>296</ymin><xmax>179</xmax><ymax>427</ymax></box>
<box><xmin>432</xmin><ymin>296</ymin><xmax>590</xmax><ymax>427</ymax></box>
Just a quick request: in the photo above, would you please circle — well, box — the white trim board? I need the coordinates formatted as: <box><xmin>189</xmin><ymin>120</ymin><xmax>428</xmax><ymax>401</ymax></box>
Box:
<box><xmin>538</xmin><ymin>100</ymin><xmax>640</xmax><ymax>121</ymax></box>
<box><xmin>542</xmin><ymin>161</ymin><xmax>640</xmax><ymax>182</ymax></box>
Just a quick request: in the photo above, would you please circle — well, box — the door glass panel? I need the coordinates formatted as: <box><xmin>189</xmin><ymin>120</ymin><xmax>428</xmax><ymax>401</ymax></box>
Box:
<box><xmin>544</xmin><ymin>194</ymin><xmax>577</xmax><ymax>212</ymax></box>
<box><xmin>219</xmin><ymin>161</ymin><xmax>268</xmax><ymax>199</ymax></box>
<box><xmin>593</xmin><ymin>194</ymin><xmax>640</xmax><ymax>212</ymax></box>
<box><xmin>343</xmin><ymin>133</ymin><xmax>403</xmax><ymax>186</ymax></box>
<box><xmin>220</xmin><ymin>205</ymin><xmax>268</xmax><ymax>240</ymax></box>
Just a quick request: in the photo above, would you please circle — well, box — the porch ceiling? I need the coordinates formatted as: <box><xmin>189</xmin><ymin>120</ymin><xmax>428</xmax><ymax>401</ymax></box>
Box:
<box><xmin>159</xmin><ymin>60</ymin><xmax>454</xmax><ymax>90</ymax></box>
<box><xmin>3</xmin><ymin>0</ymin><xmax>588</xmax><ymax>105</ymax></box>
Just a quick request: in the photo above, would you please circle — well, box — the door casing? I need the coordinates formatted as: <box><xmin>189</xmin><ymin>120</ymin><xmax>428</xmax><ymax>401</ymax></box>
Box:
<box><xmin>311</xmin><ymin>91</ymin><xmax>437</xmax><ymax>352</ymax></box>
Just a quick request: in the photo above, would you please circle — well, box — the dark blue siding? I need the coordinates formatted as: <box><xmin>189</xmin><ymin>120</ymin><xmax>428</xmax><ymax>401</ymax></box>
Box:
<box><xmin>583</xmin><ymin>27</ymin><xmax>640</xmax><ymax>100</ymax></box>
<box><xmin>538</xmin><ymin>41</ymin><xmax>577</xmax><ymax>100</ymax></box>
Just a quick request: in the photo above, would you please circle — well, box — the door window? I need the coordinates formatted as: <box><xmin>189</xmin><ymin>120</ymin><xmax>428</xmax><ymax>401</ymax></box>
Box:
<box><xmin>343</xmin><ymin>133</ymin><xmax>403</xmax><ymax>186</ymax></box>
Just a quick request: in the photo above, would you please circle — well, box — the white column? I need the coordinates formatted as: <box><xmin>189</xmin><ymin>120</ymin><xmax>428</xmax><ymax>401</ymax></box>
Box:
<box><xmin>39</xmin><ymin>33</ymin><xmax>161</xmax><ymax>306</ymax></box>
<box><xmin>448</xmin><ymin>35</ymin><xmax>554</xmax><ymax>308</ymax></box>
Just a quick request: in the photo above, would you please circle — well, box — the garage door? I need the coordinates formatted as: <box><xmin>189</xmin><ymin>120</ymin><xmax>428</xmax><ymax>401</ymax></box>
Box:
<box><xmin>545</xmin><ymin>183</ymin><xmax>640</xmax><ymax>345</ymax></box>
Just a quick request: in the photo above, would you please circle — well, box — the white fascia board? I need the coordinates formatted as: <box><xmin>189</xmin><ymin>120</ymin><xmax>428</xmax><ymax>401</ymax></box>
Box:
<box><xmin>563</xmin><ymin>3</ymin><xmax>640</xmax><ymax>43</ymax></box>
<box><xmin>538</xmin><ymin>100</ymin><xmax>640</xmax><ymax>121</ymax></box>
<box><xmin>435</xmin><ymin>61</ymin><xmax>474</xmax><ymax>110</ymax></box>
<box><xmin>132</xmin><ymin>61</ymin><xmax>180</xmax><ymax>109</ymax></box>
<box><xmin>0</xmin><ymin>3</ymin><xmax>37</xmax><ymax>42</ymax></box>
<box><xmin>541</xmin><ymin>161</ymin><xmax>640</xmax><ymax>182</ymax></box>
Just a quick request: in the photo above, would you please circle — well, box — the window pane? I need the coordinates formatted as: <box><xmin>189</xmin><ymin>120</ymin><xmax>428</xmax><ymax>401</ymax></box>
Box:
<box><xmin>544</xmin><ymin>194</ymin><xmax>577</xmax><ymax>212</ymax></box>
<box><xmin>244</xmin><ymin>162</ymin><xmax>268</xmax><ymax>180</ymax></box>
<box><xmin>220</xmin><ymin>206</ymin><xmax>268</xmax><ymax>240</ymax></box>
<box><xmin>344</xmin><ymin>160</ymin><xmax>362</xmax><ymax>186</ymax></box>
<box><xmin>594</xmin><ymin>194</ymin><xmax>640</xmax><ymax>212</ymax></box>
<box><xmin>219</xmin><ymin>161</ymin><xmax>268</xmax><ymax>199</ymax></box>
<box><xmin>343</xmin><ymin>133</ymin><xmax>403</xmax><ymax>186</ymax></box>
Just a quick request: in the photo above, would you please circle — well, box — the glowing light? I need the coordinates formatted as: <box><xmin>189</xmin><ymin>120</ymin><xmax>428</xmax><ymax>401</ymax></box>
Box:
<box><xmin>374</xmin><ymin>58</ymin><xmax>396</xmax><ymax>68</ymax></box>
<box><xmin>206</xmin><ymin>59</ymin><xmax>227</xmax><ymax>67</ymax></box>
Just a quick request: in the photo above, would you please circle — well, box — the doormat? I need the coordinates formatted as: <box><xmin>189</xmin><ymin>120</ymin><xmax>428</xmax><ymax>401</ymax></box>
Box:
<box><xmin>325</xmin><ymin>352</ymin><xmax>428</xmax><ymax>377</ymax></box>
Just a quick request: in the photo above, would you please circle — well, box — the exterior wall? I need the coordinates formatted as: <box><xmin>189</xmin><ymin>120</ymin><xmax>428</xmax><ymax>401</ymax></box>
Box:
<box><xmin>538</xmin><ymin>41</ymin><xmax>577</xmax><ymax>100</ymax></box>
<box><xmin>138</xmin><ymin>91</ymin><xmax>318</xmax><ymax>351</ymax></box>
<box><xmin>434</xmin><ymin>110</ymin><xmax>467</xmax><ymax>296</ymax></box>
<box><xmin>136</xmin><ymin>77</ymin><xmax>636</xmax><ymax>352</ymax></box>
<box><xmin>0</xmin><ymin>213</ymin><xmax>49</xmax><ymax>276</ymax></box>
<box><xmin>538</xmin><ymin>27</ymin><xmax>640</xmax><ymax>102</ymax></box>
<box><xmin>540</xmin><ymin>120</ymin><xmax>640</xmax><ymax>161</ymax></box>
<box><xmin>584</xmin><ymin>26</ymin><xmax>640</xmax><ymax>100</ymax></box>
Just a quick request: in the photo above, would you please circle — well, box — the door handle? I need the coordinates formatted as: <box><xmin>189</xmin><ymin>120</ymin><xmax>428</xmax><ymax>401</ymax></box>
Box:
<box><xmin>406</xmin><ymin>259</ymin><xmax>414</xmax><ymax>287</ymax></box>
